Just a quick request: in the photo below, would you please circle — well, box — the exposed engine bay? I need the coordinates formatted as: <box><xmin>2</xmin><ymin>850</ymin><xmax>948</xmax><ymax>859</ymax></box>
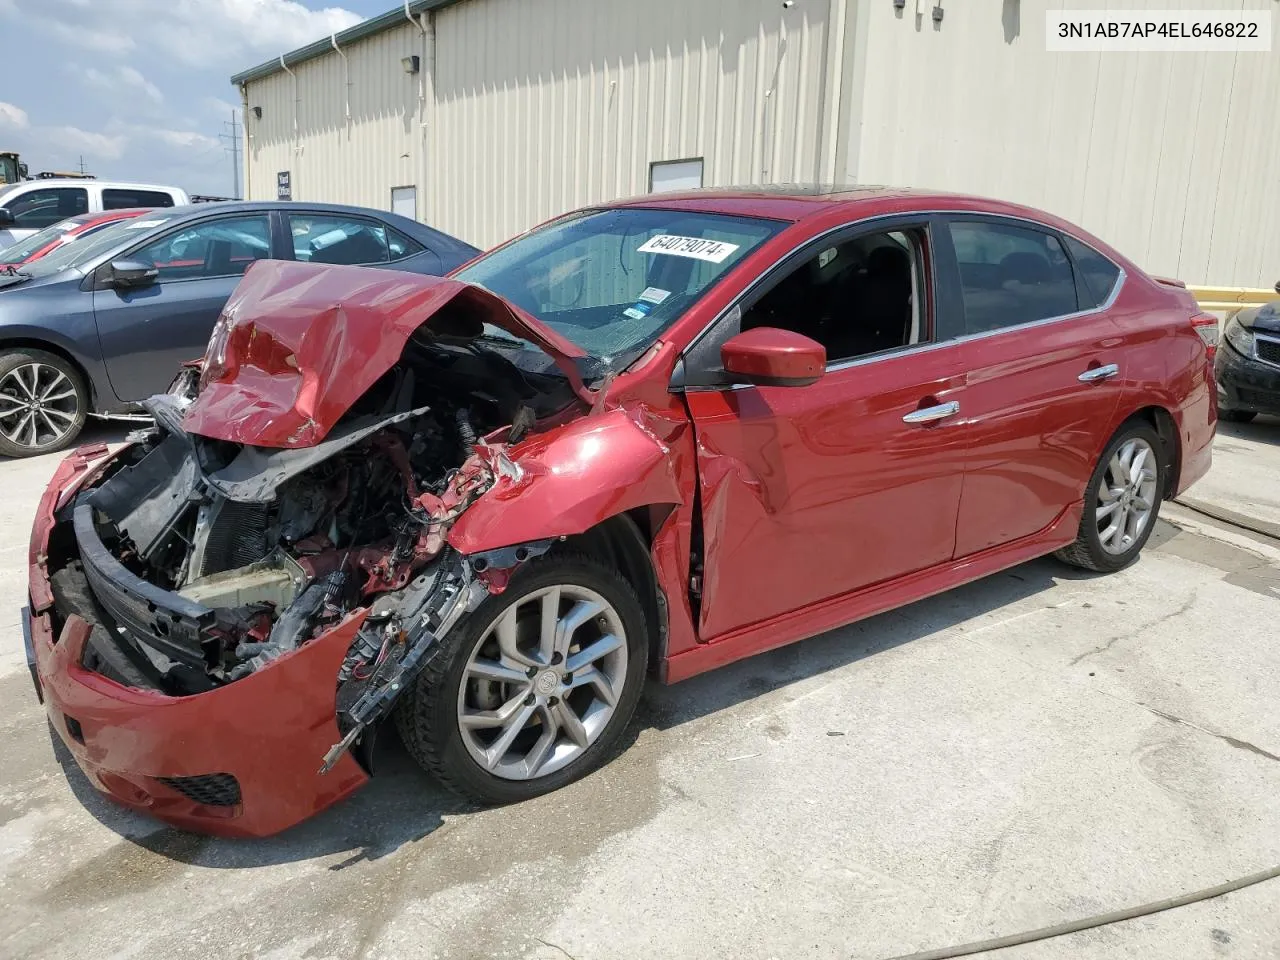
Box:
<box><xmin>51</xmin><ymin>327</ymin><xmax>574</xmax><ymax>772</ymax></box>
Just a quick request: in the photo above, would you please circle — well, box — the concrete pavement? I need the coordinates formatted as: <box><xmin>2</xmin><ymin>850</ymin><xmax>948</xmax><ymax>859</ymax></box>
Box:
<box><xmin>1181</xmin><ymin>414</ymin><xmax>1280</xmax><ymax>537</ymax></box>
<box><xmin>1</xmin><ymin>424</ymin><xmax>1279</xmax><ymax>960</ymax></box>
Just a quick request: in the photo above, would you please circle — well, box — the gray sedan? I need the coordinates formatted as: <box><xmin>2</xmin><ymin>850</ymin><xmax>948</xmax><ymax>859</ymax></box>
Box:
<box><xmin>0</xmin><ymin>201</ymin><xmax>479</xmax><ymax>457</ymax></box>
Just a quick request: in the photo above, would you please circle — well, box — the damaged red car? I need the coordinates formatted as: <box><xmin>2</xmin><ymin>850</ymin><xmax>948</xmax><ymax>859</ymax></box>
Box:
<box><xmin>26</xmin><ymin>187</ymin><xmax>1217</xmax><ymax>837</ymax></box>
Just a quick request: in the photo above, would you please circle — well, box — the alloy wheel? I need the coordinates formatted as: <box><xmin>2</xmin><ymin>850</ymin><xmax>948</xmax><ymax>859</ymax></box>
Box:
<box><xmin>456</xmin><ymin>584</ymin><xmax>628</xmax><ymax>781</ymax></box>
<box><xmin>0</xmin><ymin>362</ymin><xmax>81</xmax><ymax>451</ymax></box>
<box><xmin>1095</xmin><ymin>437</ymin><xmax>1158</xmax><ymax>555</ymax></box>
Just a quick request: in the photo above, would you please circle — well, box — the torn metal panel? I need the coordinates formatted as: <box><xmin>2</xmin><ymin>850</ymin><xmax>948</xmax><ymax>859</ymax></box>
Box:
<box><xmin>205</xmin><ymin>405</ymin><xmax>431</xmax><ymax>503</ymax></box>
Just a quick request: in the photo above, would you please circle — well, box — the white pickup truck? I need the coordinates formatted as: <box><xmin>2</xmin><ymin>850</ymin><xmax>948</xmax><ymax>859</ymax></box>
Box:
<box><xmin>0</xmin><ymin>180</ymin><xmax>189</xmax><ymax>248</ymax></box>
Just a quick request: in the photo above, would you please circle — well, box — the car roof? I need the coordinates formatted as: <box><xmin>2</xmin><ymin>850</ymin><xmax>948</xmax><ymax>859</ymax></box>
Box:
<box><xmin>67</xmin><ymin>208</ymin><xmax>152</xmax><ymax>227</ymax></box>
<box><xmin>603</xmin><ymin>183</ymin><xmax>1070</xmax><ymax>228</ymax></box>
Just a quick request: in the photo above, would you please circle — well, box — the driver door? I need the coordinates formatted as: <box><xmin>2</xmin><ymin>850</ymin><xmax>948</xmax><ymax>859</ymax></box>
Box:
<box><xmin>681</xmin><ymin>220</ymin><xmax>970</xmax><ymax>641</ymax></box>
<box><xmin>91</xmin><ymin>214</ymin><xmax>274</xmax><ymax>403</ymax></box>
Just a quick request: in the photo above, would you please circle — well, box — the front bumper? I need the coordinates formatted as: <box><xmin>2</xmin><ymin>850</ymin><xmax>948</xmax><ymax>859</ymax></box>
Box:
<box><xmin>1215</xmin><ymin>339</ymin><xmax>1280</xmax><ymax>415</ymax></box>
<box><xmin>28</xmin><ymin>446</ymin><xmax>370</xmax><ymax>838</ymax></box>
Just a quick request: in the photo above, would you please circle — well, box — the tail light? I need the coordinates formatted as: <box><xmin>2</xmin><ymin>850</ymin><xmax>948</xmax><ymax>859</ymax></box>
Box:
<box><xmin>1190</xmin><ymin>312</ymin><xmax>1219</xmax><ymax>361</ymax></box>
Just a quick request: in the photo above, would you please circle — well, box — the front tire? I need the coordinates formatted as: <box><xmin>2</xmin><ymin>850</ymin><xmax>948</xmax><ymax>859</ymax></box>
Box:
<box><xmin>396</xmin><ymin>553</ymin><xmax>649</xmax><ymax>805</ymax></box>
<box><xmin>1055</xmin><ymin>421</ymin><xmax>1164</xmax><ymax>573</ymax></box>
<box><xmin>0</xmin><ymin>349</ymin><xmax>88</xmax><ymax>458</ymax></box>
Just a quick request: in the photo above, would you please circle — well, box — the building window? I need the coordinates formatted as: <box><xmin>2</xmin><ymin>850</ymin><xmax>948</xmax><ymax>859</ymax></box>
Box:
<box><xmin>391</xmin><ymin>185</ymin><xmax>417</xmax><ymax>220</ymax></box>
<box><xmin>649</xmin><ymin>158</ymin><xmax>704</xmax><ymax>194</ymax></box>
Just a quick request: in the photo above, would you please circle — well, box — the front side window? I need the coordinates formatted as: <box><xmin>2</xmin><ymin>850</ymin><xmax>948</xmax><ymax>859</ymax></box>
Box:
<box><xmin>103</xmin><ymin>188</ymin><xmax>176</xmax><ymax>209</ymax></box>
<box><xmin>949</xmin><ymin>220</ymin><xmax>1078</xmax><ymax>334</ymax></box>
<box><xmin>740</xmin><ymin>229</ymin><xmax>927</xmax><ymax>365</ymax></box>
<box><xmin>131</xmin><ymin>215</ymin><xmax>271</xmax><ymax>281</ymax></box>
<box><xmin>4</xmin><ymin>187</ymin><xmax>89</xmax><ymax>229</ymax></box>
<box><xmin>289</xmin><ymin>214</ymin><xmax>394</xmax><ymax>265</ymax></box>
<box><xmin>454</xmin><ymin>208</ymin><xmax>783</xmax><ymax>361</ymax></box>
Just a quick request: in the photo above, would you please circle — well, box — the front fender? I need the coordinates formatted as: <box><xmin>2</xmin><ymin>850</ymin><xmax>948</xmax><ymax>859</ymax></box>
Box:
<box><xmin>448</xmin><ymin>406</ymin><xmax>687</xmax><ymax>554</ymax></box>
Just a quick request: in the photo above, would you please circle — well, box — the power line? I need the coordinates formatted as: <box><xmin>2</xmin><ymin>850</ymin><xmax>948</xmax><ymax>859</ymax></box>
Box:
<box><xmin>218</xmin><ymin>111</ymin><xmax>242</xmax><ymax>199</ymax></box>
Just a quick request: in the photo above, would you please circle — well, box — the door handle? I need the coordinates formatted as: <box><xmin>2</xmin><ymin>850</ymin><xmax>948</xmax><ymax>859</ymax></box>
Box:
<box><xmin>903</xmin><ymin>400</ymin><xmax>960</xmax><ymax>424</ymax></box>
<box><xmin>1078</xmin><ymin>363</ymin><xmax>1119</xmax><ymax>383</ymax></box>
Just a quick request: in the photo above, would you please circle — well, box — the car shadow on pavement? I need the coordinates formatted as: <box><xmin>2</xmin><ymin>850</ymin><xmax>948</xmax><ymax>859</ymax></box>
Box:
<box><xmin>1218</xmin><ymin>414</ymin><xmax>1280</xmax><ymax>444</ymax></box>
<box><xmin>49</xmin><ymin>521</ymin><xmax>1174</xmax><ymax>869</ymax></box>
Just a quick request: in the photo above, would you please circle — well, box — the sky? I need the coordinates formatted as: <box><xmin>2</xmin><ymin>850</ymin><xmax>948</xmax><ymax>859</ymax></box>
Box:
<box><xmin>0</xmin><ymin>0</ymin><xmax>393</xmax><ymax>197</ymax></box>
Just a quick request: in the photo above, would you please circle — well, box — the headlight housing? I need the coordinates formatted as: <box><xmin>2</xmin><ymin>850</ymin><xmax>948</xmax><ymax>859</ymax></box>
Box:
<box><xmin>1225</xmin><ymin>315</ymin><xmax>1255</xmax><ymax>357</ymax></box>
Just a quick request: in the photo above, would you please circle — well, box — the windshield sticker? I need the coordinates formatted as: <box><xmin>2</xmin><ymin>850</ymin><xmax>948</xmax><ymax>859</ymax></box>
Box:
<box><xmin>623</xmin><ymin>302</ymin><xmax>653</xmax><ymax>321</ymax></box>
<box><xmin>638</xmin><ymin>286</ymin><xmax>670</xmax><ymax>304</ymax></box>
<box><xmin>128</xmin><ymin>219</ymin><xmax>168</xmax><ymax>229</ymax></box>
<box><xmin>637</xmin><ymin>234</ymin><xmax>740</xmax><ymax>263</ymax></box>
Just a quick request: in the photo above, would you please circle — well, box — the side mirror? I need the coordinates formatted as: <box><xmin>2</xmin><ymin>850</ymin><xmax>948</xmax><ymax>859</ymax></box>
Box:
<box><xmin>108</xmin><ymin>259</ymin><xmax>159</xmax><ymax>289</ymax></box>
<box><xmin>0</xmin><ymin>208</ymin><xmax>14</xmax><ymax>227</ymax></box>
<box><xmin>721</xmin><ymin>327</ymin><xmax>825</xmax><ymax>387</ymax></box>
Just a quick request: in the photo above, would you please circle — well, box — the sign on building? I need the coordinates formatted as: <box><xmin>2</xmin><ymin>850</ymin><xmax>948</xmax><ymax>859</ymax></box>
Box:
<box><xmin>276</xmin><ymin>171</ymin><xmax>291</xmax><ymax>201</ymax></box>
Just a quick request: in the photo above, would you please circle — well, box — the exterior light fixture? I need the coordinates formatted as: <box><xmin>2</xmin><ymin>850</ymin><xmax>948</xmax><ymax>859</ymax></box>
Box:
<box><xmin>401</xmin><ymin>55</ymin><xmax>420</xmax><ymax>74</ymax></box>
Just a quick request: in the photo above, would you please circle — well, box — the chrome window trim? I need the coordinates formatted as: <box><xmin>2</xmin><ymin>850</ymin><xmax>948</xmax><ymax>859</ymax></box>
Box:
<box><xmin>677</xmin><ymin>209</ymin><xmax>1128</xmax><ymax>390</ymax></box>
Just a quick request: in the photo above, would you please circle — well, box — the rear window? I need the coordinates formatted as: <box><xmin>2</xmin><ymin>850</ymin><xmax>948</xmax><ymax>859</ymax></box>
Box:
<box><xmin>103</xmin><ymin>188</ymin><xmax>175</xmax><ymax>209</ymax></box>
<box><xmin>1063</xmin><ymin>236</ymin><xmax>1121</xmax><ymax>308</ymax></box>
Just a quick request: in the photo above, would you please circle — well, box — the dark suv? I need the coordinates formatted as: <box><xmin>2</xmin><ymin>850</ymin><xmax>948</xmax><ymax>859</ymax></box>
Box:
<box><xmin>0</xmin><ymin>201</ymin><xmax>477</xmax><ymax>457</ymax></box>
<box><xmin>1216</xmin><ymin>280</ymin><xmax>1280</xmax><ymax>423</ymax></box>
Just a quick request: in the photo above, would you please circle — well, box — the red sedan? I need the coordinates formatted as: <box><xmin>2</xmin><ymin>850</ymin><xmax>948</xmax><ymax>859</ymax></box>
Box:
<box><xmin>0</xmin><ymin>208</ymin><xmax>150</xmax><ymax>267</ymax></box>
<box><xmin>26</xmin><ymin>187</ymin><xmax>1216</xmax><ymax>836</ymax></box>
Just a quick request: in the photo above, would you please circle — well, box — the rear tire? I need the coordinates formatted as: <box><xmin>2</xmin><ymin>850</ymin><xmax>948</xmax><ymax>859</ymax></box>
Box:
<box><xmin>1055</xmin><ymin>421</ymin><xmax>1164</xmax><ymax>573</ymax></box>
<box><xmin>0</xmin><ymin>349</ymin><xmax>88</xmax><ymax>458</ymax></box>
<box><xmin>396</xmin><ymin>553</ymin><xmax>649</xmax><ymax>805</ymax></box>
<box><xmin>1220</xmin><ymin>408</ymin><xmax>1257</xmax><ymax>424</ymax></box>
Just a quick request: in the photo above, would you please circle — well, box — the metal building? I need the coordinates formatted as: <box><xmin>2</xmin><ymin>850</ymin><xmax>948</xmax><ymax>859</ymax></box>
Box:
<box><xmin>232</xmin><ymin>0</ymin><xmax>1280</xmax><ymax>288</ymax></box>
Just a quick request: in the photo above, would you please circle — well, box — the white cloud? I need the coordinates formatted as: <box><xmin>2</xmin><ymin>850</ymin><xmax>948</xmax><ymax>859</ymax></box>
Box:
<box><xmin>77</xmin><ymin>65</ymin><xmax>164</xmax><ymax>105</ymax></box>
<box><xmin>43</xmin><ymin>126</ymin><xmax>128</xmax><ymax>161</ymax></box>
<box><xmin>0</xmin><ymin>101</ymin><xmax>28</xmax><ymax>129</ymax></box>
<box><xmin>150</xmin><ymin>129</ymin><xmax>220</xmax><ymax>151</ymax></box>
<box><xmin>6</xmin><ymin>0</ymin><xmax>363</xmax><ymax>69</ymax></box>
<box><xmin>204</xmin><ymin>96</ymin><xmax>242</xmax><ymax>120</ymax></box>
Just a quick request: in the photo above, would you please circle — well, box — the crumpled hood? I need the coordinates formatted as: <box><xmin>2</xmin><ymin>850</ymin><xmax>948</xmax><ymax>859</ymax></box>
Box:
<box><xmin>183</xmin><ymin>260</ymin><xmax>589</xmax><ymax>448</ymax></box>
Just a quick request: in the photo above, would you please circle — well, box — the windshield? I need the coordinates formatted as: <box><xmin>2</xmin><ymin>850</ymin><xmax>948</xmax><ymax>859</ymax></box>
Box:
<box><xmin>0</xmin><ymin>219</ymin><xmax>81</xmax><ymax>266</ymax></box>
<box><xmin>454</xmin><ymin>208</ymin><xmax>783</xmax><ymax>361</ymax></box>
<box><xmin>21</xmin><ymin>211</ymin><xmax>179</xmax><ymax>279</ymax></box>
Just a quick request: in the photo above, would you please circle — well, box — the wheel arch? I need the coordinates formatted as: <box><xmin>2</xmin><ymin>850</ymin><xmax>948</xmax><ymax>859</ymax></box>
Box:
<box><xmin>0</xmin><ymin>336</ymin><xmax>98</xmax><ymax>410</ymax></box>
<box><xmin>1126</xmin><ymin>405</ymin><xmax>1180</xmax><ymax>500</ymax></box>
<box><xmin>555</xmin><ymin>506</ymin><xmax>674</xmax><ymax>673</ymax></box>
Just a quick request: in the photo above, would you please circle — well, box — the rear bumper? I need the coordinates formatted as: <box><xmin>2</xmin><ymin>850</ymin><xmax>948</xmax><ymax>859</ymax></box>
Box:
<box><xmin>1215</xmin><ymin>340</ymin><xmax>1280</xmax><ymax>415</ymax></box>
<box><xmin>29</xmin><ymin>446</ymin><xmax>369</xmax><ymax>838</ymax></box>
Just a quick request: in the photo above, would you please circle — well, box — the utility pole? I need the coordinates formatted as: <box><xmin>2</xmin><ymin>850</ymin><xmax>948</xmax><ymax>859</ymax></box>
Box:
<box><xmin>220</xmin><ymin>111</ymin><xmax>242</xmax><ymax>199</ymax></box>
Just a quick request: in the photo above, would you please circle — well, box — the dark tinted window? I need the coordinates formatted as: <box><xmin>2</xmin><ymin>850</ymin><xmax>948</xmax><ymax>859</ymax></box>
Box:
<box><xmin>741</xmin><ymin>229</ymin><xmax>926</xmax><ymax>364</ymax></box>
<box><xmin>131</xmin><ymin>215</ymin><xmax>271</xmax><ymax>281</ymax></box>
<box><xmin>288</xmin><ymin>214</ymin><xmax>392</xmax><ymax>265</ymax></box>
<box><xmin>949</xmin><ymin>221</ymin><xmax>1079</xmax><ymax>333</ymax></box>
<box><xmin>4</xmin><ymin>187</ymin><xmax>89</xmax><ymax>228</ymax></box>
<box><xmin>387</xmin><ymin>228</ymin><xmax>424</xmax><ymax>260</ymax></box>
<box><xmin>1063</xmin><ymin>236</ymin><xmax>1121</xmax><ymax>308</ymax></box>
<box><xmin>103</xmin><ymin>188</ymin><xmax>175</xmax><ymax>209</ymax></box>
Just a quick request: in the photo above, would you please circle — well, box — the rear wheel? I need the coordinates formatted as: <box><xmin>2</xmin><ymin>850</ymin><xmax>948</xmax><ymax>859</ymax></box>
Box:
<box><xmin>0</xmin><ymin>349</ymin><xmax>87</xmax><ymax>458</ymax></box>
<box><xmin>1055</xmin><ymin>421</ymin><xmax>1164</xmax><ymax>573</ymax></box>
<box><xmin>396</xmin><ymin>553</ymin><xmax>649</xmax><ymax>804</ymax></box>
<box><xmin>1220</xmin><ymin>408</ymin><xmax>1257</xmax><ymax>424</ymax></box>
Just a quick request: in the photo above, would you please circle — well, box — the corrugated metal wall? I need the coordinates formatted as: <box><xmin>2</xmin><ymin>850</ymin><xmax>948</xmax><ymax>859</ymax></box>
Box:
<box><xmin>850</xmin><ymin>0</ymin><xmax>1280</xmax><ymax>288</ymax></box>
<box><xmin>244</xmin><ymin>22</ymin><xmax>427</xmax><ymax>216</ymax></box>
<box><xmin>428</xmin><ymin>0</ymin><xmax>834</xmax><ymax>248</ymax></box>
<box><xmin>244</xmin><ymin>0</ymin><xmax>836</xmax><ymax>250</ymax></box>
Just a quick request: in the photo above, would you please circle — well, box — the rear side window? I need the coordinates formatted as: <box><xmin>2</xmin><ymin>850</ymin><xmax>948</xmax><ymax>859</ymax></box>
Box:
<box><xmin>948</xmin><ymin>220</ymin><xmax>1079</xmax><ymax>334</ymax></box>
<box><xmin>103</xmin><ymin>188</ymin><xmax>176</xmax><ymax>209</ymax></box>
<box><xmin>4</xmin><ymin>187</ymin><xmax>89</xmax><ymax>228</ymax></box>
<box><xmin>288</xmin><ymin>214</ymin><xmax>393</xmax><ymax>265</ymax></box>
<box><xmin>1063</xmin><ymin>236</ymin><xmax>1121</xmax><ymax>308</ymax></box>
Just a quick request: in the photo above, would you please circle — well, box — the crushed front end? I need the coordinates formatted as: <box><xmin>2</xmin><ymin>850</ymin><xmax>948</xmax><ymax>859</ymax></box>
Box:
<box><xmin>26</xmin><ymin>262</ymin><xmax>582</xmax><ymax>836</ymax></box>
